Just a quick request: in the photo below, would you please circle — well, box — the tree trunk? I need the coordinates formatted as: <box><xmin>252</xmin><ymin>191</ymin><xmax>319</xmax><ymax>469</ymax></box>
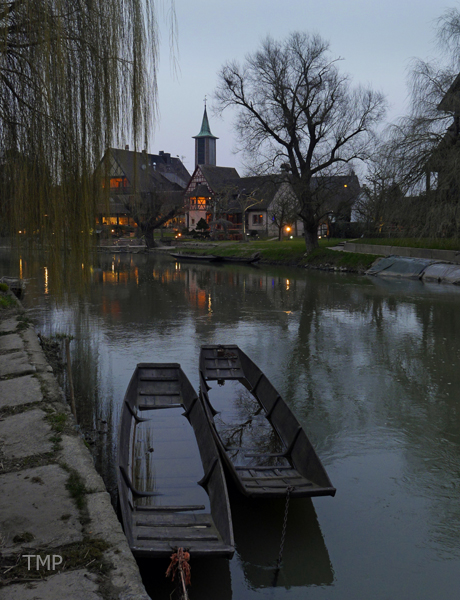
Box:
<box><xmin>143</xmin><ymin>227</ymin><xmax>155</xmax><ymax>248</ymax></box>
<box><xmin>303</xmin><ymin>220</ymin><xmax>319</xmax><ymax>254</ymax></box>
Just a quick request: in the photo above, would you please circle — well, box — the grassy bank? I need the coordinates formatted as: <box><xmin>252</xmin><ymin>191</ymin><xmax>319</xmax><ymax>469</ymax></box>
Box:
<box><xmin>172</xmin><ymin>238</ymin><xmax>381</xmax><ymax>272</ymax></box>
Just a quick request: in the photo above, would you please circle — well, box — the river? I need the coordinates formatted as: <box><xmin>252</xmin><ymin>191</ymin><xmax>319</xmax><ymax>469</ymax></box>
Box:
<box><xmin>2</xmin><ymin>248</ymin><xmax>460</xmax><ymax>599</ymax></box>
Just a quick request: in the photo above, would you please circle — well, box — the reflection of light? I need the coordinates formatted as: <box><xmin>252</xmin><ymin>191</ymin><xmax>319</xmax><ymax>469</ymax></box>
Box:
<box><xmin>286</xmin><ymin>279</ymin><xmax>290</xmax><ymax>291</ymax></box>
<box><xmin>112</xmin><ymin>261</ymin><xmax>115</xmax><ymax>273</ymax></box>
<box><xmin>19</xmin><ymin>258</ymin><xmax>23</xmax><ymax>279</ymax></box>
<box><xmin>44</xmin><ymin>267</ymin><xmax>49</xmax><ymax>295</ymax></box>
<box><xmin>81</xmin><ymin>263</ymin><xmax>84</xmax><ymax>269</ymax></box>
<box><xmin>208</xmin><ymin>294</ymin><xmax>212</xmax><ymax>314</ymax></box>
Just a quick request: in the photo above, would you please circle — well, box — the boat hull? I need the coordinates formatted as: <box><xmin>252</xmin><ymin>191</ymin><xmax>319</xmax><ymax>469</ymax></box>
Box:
<box><xmin>117</xmin><ymin>363</ymin><xmax>234</xmax><ymax>558</ymax></box>
<box><xmin>199</xmin><ymin>346</ymin><xmax>336</xmax><ymax>499</ymax></box>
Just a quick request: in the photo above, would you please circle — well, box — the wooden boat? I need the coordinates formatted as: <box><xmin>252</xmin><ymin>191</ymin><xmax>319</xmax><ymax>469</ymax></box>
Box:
<box><xmin>117</xmin><ymin>363</ymin><xmax>234</xmax><ymax>558</ymax></box>
<box><xmin>169</xmin><ymin>252</ymin><xmax>223</xmax><ymax>262</ymax></box>
<box><xmin>199</xmin><ymin>345</ymin><xmax>336</xmax><ymax>499</ymax></box>
<box><xmin>169</xmin><ymin>252</ymin><xmax>260</xmax><ymax>264</ymax></box>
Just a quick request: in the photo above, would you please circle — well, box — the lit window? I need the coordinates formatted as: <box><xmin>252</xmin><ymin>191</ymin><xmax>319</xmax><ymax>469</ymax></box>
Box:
<box><xmin>109</xmin><ymin>177</ymin><xmax>128</xmax><ymax>188</ymax></box>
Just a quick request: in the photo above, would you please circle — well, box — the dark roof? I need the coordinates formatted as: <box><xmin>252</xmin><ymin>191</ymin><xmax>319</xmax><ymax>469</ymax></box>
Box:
<box><xmin>193</xmin><ymin>107</ymin><xmax>218</xmax><ymax>140</ymax></box>
<box><xmin>224</xmin><ymin>175</ymin><xmax>287</xmax><ymax>211</ymax></box>
<box><xmin>438</xmin><ymin>72</ymin><xmax>460</xmax><ymax>112</ymax></box>
<box><xmin>108</xmin><ymin>148</ymin><xmax>189</xmax><ymax>192</ymax></box>
<box><xmin>197</xmin><ymin>165</ymin><xmax>240</xmax><ymax>192</ymax></box>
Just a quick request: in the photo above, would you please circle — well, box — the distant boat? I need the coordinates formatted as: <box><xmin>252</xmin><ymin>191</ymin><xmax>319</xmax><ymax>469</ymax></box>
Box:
<box><xmin>169</xmin><ymin>252</ymin><xmax>222</xmax><ymax>262</ymax></box>
<box><xmin>117</xmin><ymin>362</ymin><xmax>234</xmax><ymax>558</ymax></box>
<box><xmin>199</xmin><ymin>345</ymin><xmax>336</xmax><ymax>499</ymax></box>
<box><xmin>169</xmin><ymin>252</ymin><xmax>260</xmax><ymax>264</ymax></box>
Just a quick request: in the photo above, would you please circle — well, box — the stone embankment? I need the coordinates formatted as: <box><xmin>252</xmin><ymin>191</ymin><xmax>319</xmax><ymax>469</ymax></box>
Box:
<box><xmin>341</xmin><ymin>243</ymin><xmax>460</xmax><ymax>284</ymax></box>
<box><xmin>0</xmin><ymin>292</ymin><xmax>150</xmax><ymax>599</ymax></box>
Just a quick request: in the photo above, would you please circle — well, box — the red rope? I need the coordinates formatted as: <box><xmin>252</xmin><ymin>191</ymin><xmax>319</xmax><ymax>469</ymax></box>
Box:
<box><xmin>166</xmin><ymin>547</ymin><xmax>191</xmax><ymax>588</ymax></box>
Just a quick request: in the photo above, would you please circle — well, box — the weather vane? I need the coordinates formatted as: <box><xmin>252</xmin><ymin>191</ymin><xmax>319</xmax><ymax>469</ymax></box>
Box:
<box><xmin>204</xmin><ymin>94</ymin><xmax>207</xmax><ymax>108</ymax></box>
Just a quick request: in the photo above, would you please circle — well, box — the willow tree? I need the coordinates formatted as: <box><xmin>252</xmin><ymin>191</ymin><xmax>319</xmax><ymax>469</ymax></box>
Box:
<box><xmin>383</xmin><ymin>9</ymin><xmax>460</xmax><ymax>238</ymax></box>
<box><xmin>215</xmin><ymin>32</ymin><xmax>386</xmax><ymax>253</ymax></box>
<box><xmin>0</xmin><ymin>0</ymin><xmax>169</xmax><ymax>259</ymax></box>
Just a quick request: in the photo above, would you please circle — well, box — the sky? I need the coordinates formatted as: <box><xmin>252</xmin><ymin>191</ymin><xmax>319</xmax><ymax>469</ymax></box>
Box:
<box><xmin>148</xmin><ymin>0</ymin><xmax>451</xmax><ymax>176</ymax></box>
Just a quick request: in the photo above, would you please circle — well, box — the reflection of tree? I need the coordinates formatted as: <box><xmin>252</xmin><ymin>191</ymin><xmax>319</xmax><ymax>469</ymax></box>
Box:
<box><xmin>211</xmin><ymin>382</ymin><xmax>285</xmax><ymax>465</ymax></box>
<box><xmin>281</xmin><ymin>274</ymin><xmax>460</xmax><ymax>553</ymax></box>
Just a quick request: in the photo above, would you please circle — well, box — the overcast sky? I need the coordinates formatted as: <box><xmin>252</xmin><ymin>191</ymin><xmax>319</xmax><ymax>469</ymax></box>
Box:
<box><xmin>149</xmin><ymin>0</ymin><xmax>450</xmax><ymax>175</ymax></box>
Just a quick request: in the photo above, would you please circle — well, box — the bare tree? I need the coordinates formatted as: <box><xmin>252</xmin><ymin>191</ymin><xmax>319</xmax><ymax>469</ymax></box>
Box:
<box><xmin>215</xmin><ymin>32</ymin><xmax>386</xmax><ymax>253</ymax></box>
<box><xmin>268</xmin><ymin>185</ymin><xmax>299</xmax><ymax>240</ymax></box>
<box><xmin>121</xmin><ymin>191</ymin><xmax>182</xmax><ymax>248</ymax></box>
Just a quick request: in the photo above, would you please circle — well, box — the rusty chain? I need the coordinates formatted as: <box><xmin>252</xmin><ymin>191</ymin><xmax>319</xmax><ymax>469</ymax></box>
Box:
<box><xmin>276</xmin><ymin>485</ymin><xmax>293</xmax><ymax>571</ymax></box>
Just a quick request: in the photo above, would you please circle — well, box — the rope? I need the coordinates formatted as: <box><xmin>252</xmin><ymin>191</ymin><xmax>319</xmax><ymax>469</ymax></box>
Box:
<box><xmin>166</xmin><ymin>548</ymin><xmax>191</xmax><ymax>600</ymax></box>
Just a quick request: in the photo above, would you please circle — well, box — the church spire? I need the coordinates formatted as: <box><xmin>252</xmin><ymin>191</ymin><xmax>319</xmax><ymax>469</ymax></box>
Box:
<box><xmin>193</xmin><ymin>100</ymin><xmax>218</xmax><ymax>166</ymax></box>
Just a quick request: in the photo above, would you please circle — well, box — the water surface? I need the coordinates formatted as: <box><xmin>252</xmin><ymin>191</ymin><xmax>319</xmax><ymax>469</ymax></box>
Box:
<box><xmin>2</xmin><ymin>249</ymin><xmax>460</xmax><ymax>599</ymax></box>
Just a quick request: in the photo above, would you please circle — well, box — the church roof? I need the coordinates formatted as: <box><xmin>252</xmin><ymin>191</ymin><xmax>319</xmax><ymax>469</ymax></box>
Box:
<box><xmin>193</xmin><ymin>107</ymin><xmax>218</xmax><ymax>139</ymax></box>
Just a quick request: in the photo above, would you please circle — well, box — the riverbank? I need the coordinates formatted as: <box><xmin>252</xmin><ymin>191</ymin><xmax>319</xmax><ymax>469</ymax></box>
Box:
<box><xmin>0</xmin><ymin>289</ymin><xmax>149</xmax><ymax>599</ymax></box>
<box><xmin>159</xmin><ymin>237</ymin><xmax>460</xmax><ymax>279</ymax></box>
<box><xmin>156</xmin><ymin>239</ymin><xmax>381</xmax><ymax>273</ymax></box>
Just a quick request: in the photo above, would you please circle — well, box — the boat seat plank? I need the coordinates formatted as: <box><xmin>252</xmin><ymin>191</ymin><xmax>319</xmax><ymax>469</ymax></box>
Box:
<box><xmin>136</xmin><ymin>521</ymin><xmax>212</xmax><ymax>529</ymax></box>
<box><xmin>244</xmin><ymin>480</ymin><xmax>313</xmax><ymax>489</ymax></box>
<box><xmin>135</xmin><ymin>514</ymin><xmax>214</xmax><ymax>527</ymax></box>
<box><xmin>242</xmin><ymin>473</ymin><xmax>304</xmax><ymax>482</ymax></box>
<box><xmin>134</xmin><ymin>505</ymin><xmax>206</xmax><ymax>512</ymax></box>
<box><xmin>243</xmin><ymin>452</ymin><xmax>286</xmax><ymax>458</ymax></box>
<box><xmin>135</xmin><ymin>526</ymin><xmax>220</xmax><ymax>541</ymax></box>
<box><xmin>242</xmin><ymin>475</ymin><xmax>311</xmax><ymax>483</ymax></box>
<box><xmin>234</xmin><ymin>465</ymin><xmax>294</xmax><ymax>471</ymax></box>
<box><xmin>138</xmin><ymin>403</ymin><xmax>183</xmax><ymax>410</ymax></box>
<box><xmin>139</xmin><ymin>377</ymin><xmax>179</xmax><ymax>382</ymax></box>
<box><xmin>138</xmin><ymin>391</ymin><xmax>181</xmax><ymax>396</ymax></box>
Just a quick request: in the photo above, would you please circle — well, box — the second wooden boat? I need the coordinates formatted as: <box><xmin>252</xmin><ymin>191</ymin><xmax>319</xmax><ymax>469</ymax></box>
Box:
<box><xmin>117</xmin><ymin>362</ymin><xmax>234</xmax><ymax>558</ymax></box>
<box><xmin>199</xmin><ymin>345</ymin><xmax>336</xmax><ymax>499</ymax></box>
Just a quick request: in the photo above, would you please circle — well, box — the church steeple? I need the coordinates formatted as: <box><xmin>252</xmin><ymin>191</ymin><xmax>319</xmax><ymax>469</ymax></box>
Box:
<box><xmin>193</xmin><ymin>100</ymin><xmax>218</xmax><ymax>167</ymax></box>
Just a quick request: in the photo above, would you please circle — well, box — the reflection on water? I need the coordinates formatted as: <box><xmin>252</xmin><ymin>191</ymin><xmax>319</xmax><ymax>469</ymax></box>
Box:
<box><xmin>229</xmin><ymin>485</ymin><xmax>333</xmax><ymax>590</ymax></box>
<box><xmin>2</xmin><ymin>248</ymin><xmax>460</xmax><ymax>599</ymax></box>
<box><xmin>209</xmin><ymin>380</ymin><xmax>286</xmax><ymax>467</ymax></box>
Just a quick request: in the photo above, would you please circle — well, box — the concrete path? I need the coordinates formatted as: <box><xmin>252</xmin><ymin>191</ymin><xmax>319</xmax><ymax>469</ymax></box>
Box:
<box><xmin>341</xmin><ymin>241</ymin><xmax>460</xmax><ymax>264</ymax></box>
<box><xmin>0</xmin><ymin>294</ymin><xmax>150</xmax><ymax>598</ymax></box>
